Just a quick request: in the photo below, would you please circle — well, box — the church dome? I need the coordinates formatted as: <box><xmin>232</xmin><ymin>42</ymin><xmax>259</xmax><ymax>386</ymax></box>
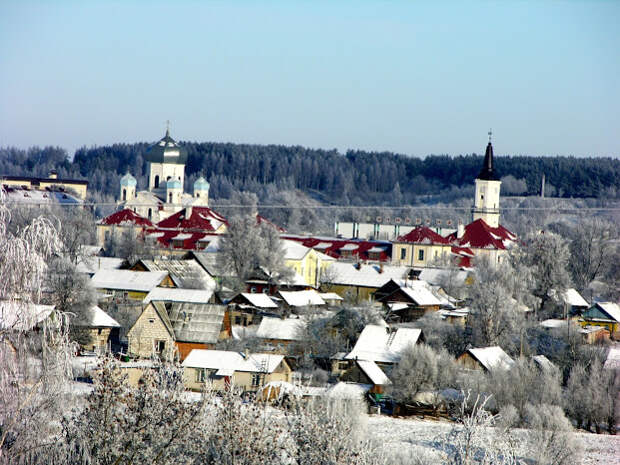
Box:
<box><xmin>120</xmin><ymin>173</ymin><xmax>137</xmax><ymax>187</ymax></box>
<box><xmin>144</xmin><ymin>128</ymin><xmax>188</xmax><ymax>165</ymax></box>
<box><xmin>166</xmin><ymin>179</ymin><xmax>182</xmax><ymax>189</ymax></box>
<box><xmin>194</xmin><ymin>176</ymin><xmax>210</xmax><ymax>191</ymax></box>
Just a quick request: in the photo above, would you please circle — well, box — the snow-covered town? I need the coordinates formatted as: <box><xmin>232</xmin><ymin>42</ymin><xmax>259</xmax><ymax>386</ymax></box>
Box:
<box><xmin>1</xmin><ymin>2</ymin><xmax>619</xmax><ymax>465</ymax></box>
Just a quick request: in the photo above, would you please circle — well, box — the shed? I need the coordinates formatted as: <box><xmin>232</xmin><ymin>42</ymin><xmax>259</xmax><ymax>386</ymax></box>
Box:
<box><xmin>457</xmin><ymin>346</ymin><xmax>514</xmax><ymax>372</ymax></box>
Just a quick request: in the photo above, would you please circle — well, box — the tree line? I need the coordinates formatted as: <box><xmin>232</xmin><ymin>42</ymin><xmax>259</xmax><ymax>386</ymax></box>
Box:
<box><xmin>2</xmin><ymin>142</ymin><xmax>619</xmax><ymax>205</ymax></box>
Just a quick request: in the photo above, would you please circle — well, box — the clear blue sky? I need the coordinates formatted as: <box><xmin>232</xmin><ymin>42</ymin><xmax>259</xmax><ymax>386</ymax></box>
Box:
<box><xmin>1</xmin><ymin>1</ymin><xmax>618</xmax><ymax>158</ymax></box>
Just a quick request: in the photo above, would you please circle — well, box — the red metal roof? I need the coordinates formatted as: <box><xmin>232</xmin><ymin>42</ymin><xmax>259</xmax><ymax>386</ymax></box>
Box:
<box><xmin>282</xmin><ymin>236</ymin><xmax>392</xmax><ymax>262</ymax></box>
<box><xmin>99</xmin><ymin>208</ymin><xmax>154</xmax><ymax>227</ymax></box>
<box><xmin>256</xmin><ymin>215</ymin><xmax>286</xmax><ymax>232</ymax></box>
<box><xmin>157</xmin><ymin>207</ymin><xmax>229</xmax><ymax>232</ymax></box>
<box><xmin>397</xmin><ymin>226</ymin><xmax>451</xmax><ymax>245</ymax></box>
<box><xmin>447</xmin><ymin>219</ymin><xmax>516</xmax><ymax>250</ymax></box>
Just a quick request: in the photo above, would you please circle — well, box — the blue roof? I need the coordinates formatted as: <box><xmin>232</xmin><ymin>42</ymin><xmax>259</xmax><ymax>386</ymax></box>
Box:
<box><xmin>166</xmin><ymin>179</ymin><xmax>182</xmax><ymax>189</ymax></box>
<box><xmin>120</xmin><ymin>173</ymin><xmax>137</xmax><ymax>187</ymax></box>
<box><xmin>194</xmin><ymin>177</ymin><xmax>210</xmax><ymax>190</ymax></box>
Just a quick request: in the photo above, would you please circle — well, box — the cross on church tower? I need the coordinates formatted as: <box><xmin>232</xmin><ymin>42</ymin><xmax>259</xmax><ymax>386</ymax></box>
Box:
<box><xmin>488</xmin><ymin>129</ymin><xmax>492</xmax><ymax>143</ymax></box>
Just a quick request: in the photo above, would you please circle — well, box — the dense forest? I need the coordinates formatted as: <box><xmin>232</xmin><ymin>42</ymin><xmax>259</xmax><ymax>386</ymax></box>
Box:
<box><xmin>1</xmin><ymin>142</ymin><xmax>619</xmax><ymax>205</ymax></box>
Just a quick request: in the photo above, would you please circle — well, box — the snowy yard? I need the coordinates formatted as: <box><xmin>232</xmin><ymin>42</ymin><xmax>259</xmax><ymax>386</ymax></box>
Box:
<box><xmin>368</xmin><ymin>415</ymin><xmax>620</xmax><ymax>465</ymax></box>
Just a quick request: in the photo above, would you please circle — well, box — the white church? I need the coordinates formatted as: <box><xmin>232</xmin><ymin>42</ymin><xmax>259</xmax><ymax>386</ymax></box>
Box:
<box><xmin>119</xmin><ymin>128</ymin><xmax>210</xmax><ymax>223</ymax></box>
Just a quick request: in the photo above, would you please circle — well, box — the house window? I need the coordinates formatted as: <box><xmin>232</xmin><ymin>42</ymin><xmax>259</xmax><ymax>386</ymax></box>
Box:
<box><xmin>251</xmin><ymin>373</ymin><xmax>263</xmax><ymax>387</ymax></box>
<box><xmin>196</xmin><ymin>368</ymin><xmax>209</xmax><ymax>382</ymax></box>
<box><xmin>262</xmin><ymin>288</ymin><xmax>269</xmax><ymax>294</ymax></box>
<box><xmin>154</xmin><ymin>340</ymin><xmax>166</xmax><ymax>354</ymax></box>
<box><xmin>400</xmin><ymin>249</ymin><xmax>406</xmax><ymax>260</ymax></box>
<box><xmin>149</xmin><ymin>318</ymin><xmax>155</xmax><ymax>323</ymax></box>
<box><xmin>418</xmin><ymin>249</ymin><xmax>424</xmax><ymax>261</ymax></box>
<box><xmin>97</xmin><ymin>328</ymin><xmax>103</xmax><ymax>335</ymax></box>
<box><xmin>250</xmin><ymin>287</ymin><xmax>257</xmax><ymax>293</ymax></box>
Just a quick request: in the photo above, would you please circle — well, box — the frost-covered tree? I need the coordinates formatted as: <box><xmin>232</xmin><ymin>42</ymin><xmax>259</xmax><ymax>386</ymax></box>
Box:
<box><xmin>217</xmin><ymin>215</ymin><xmax>293</xmax><ymax>291</ymax></box>
<box><xmin>518</xmin><ymin>231</ymin><xmax>571</xmax><ymax>315</ymax></box>
<box><xmin>390</xmin><ymin>344</ymin><xmax>458</xmax><ymax>405</ymax></box>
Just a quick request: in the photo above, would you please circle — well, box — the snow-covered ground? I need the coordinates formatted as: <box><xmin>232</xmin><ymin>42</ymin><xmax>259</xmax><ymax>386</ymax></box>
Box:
<box><xmin>368</xmin><ymin>415</ymin><xmax>620</xmax><ymax>465</ymax></box>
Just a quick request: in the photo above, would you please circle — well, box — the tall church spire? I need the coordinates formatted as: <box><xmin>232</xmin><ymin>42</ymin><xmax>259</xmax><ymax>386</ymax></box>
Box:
<box><xmin>477</xmin><ymin>129</ymin><xmax>498</xmax><ymax>181</ymax></box>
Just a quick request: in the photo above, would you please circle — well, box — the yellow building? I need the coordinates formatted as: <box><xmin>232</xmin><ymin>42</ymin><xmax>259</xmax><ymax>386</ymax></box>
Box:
<box><xmin>181</xmin><ymin>349</ymin><xmax>292</xmax><ymax>392</ymax></box>
<box><xmin>282</xmin><ymin>240</ymin><xmax>335</xmax><ymax>288</ymax></box>
<box><xmin>391</xmin><ymin>226</ymin><xmax>453</xmax><ymax>267</ymax></box>
<box><xmin>1</xmin><ymin>171</ymin><xmax>88</xmax><ymax>200</ymax></box>
<box><xmin>580</xmin><ymin>302</ymin><xmax>620</xmax><ymax>339</ymax></box>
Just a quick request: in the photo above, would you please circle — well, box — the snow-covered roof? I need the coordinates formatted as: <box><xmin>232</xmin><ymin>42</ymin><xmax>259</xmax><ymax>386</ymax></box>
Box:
<box><xmin>595</xmin><ymin>302</ymin><xmax>620</xmax><ymax>322</ymax></box>
<box><xmin>282</xmin><ymin>240</ymin><xmax>311</xmax><ymax>260</ymax></box>
<box><xmin>345</xmin><ymin>324</ymin><xmax>422</xmax><ymax>363</ymax></box>
<box><xmin>319</xmin><ymin>292</ymin><xmax>343</xmax><ymax>301</ymax></box>
<box><xmin>255</xmin><ymin>317</ymin><xmax>306</xmax><ymax>341</ymax></box>
<box><xmin>540</xmin><ymin>318</ymin><xmax>567</xmax><ymax>329</ymax></box>
<box><xmin>230</xmin><ymin>325</ymin><xmax>258</xmax><ymax>340</ymax></box>
<box><xmin>76</xmin><ymin>256</ymin><xmax>125</xmax><ymax>275</ymax></box>
<box><xmin>98</xmin><ymin>208</ymin><xmax>153</xmax><ymax>227</ymax></box>
<box><xmin>137</xmin><ymin>259</ymin><xmax>216</xmax><ymax>289</ymax></box>
<box><xmin>562</xmin><ymin>288</ymin><xmax>589</xmax><ymax>307</ymax></box>
<box><xmin>182</xmin><ymin>349</ymin><xmax>285</xmax><ymax>374</ymax></box>
<box><xmin>240</xmin><ymin>293</ymin><xmax>278</xmax><ymax>308</ymax></box>
<box><xmin>143</xmin><ymin>287</ymin><xmax>214</xmax><ymax>304</ymax></box>
<box><xmin>603</xmin><ymin>348</ymin><xmax>620</xmax><ymax>370</ymax></box>
<box><xmin>326</xmin><ymin>382</ymin><xmax>372</xmax><ymax>399</ymax></box>
<box><xmin>397</xmin><ymin>283</ymin><xmax>443</xmax><ymax>306</ymax></box>
<box><xmin>172</xmin><ymin>233</ymin><xmax>193</xmax><ymax>240</ymax></box>
<box><xmin>278</xmin><ymin>290</ymin><xmax>325</xmax><ymax>307</ymax></box>
<box><xmin>357</xmin><ymin>360</ymin><xmax>392</xmax><ymax>386</ymax></box>
<box><xmin>73</xmin><ymin>305</ymin><xmax>120</xmax><ymax>328</ymax></box>
<box><xmin>467</xmin><ymin>346</ymin><xmax>515</xmax><ymax>371</ymax></box>
<box><xmin>0</xmin><ymin>301</ymin><xmax>54</xmax><ymax>331</ymax></box>
<box><xmin>91</xmin><ymin>269</ymin><xmax>168</xmax><ymax>292</ymax></box>
<box><xmin>531</xmin><ymin>355</ymin><xmax>556</xmax><ymax>372</ymax></box>
<box><xmin>322</xmin><ymin>262</ymin><xmax>410</xmax><ymax>288</ymax></box>
<box><xmin>339</xmin><ymin>243</ymin><xmax>359</xmax><ymax>251</ymax></box>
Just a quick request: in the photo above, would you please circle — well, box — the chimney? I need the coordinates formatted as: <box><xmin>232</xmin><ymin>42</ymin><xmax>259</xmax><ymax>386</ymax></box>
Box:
<box><xmin>379</xmin><ymin>263</ymin><xmax>384</xmax><ymax>274</ymax></box>
<box><xmin>457</xmin><ymin>222</ymin><xmax>465</xmax><ymax>239</ymax></box>
<box><xmin>48</xmin><ymin>170</ymin><xmax>58</xmax><ymax>179</ymax></box>
<box><xmin>186</xmin><ymin>206</ymin><xmax>192</xmax><ymax>218</ymax></box>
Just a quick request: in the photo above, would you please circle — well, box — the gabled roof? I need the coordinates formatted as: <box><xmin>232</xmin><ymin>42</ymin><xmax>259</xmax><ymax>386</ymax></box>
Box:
<box><xmin>156</xmin><ymin>206</ymin><xmax>228</xmax><ymax>232</ymax></box>
<box><xmin>149</xmin><ymin>301</ymin><xmax>175</xmax><ymax>337</ymax></box>
<box><xmin>562</xmin><ymin>288</ymin><xmax>589</xmax><ymax>308</ymax></box>
<box><xmin>98</xmin><ymin>208</ymin><xmax>153</xmax><ymax>227</ymax></box>
<box><xmin>466</xmin><ymin>346</ymin><xmax>514</xmax><ymax>371</ymax></box>
<box><xmin>281</xmin><ymin>240</ymin><xmax>311</xmax><ymax>261</ymax></box>
<box><xmin>321</xmin><ymin>262</ymin><xmax>410</xmax><ymax>289</ymax></box>
<box><xmin>143</xmin><ymin>287</ymin><xmax>215</xmax><ymax>304</ymax></box>
<box><xmin>319</xmin><ymin>292</ymin><xmax>343</xmax><ymax>302</ymax></box>
<box><xmin>166</xmin><ymin>303</ymin><xmax>226</xmax><ymax>344</ymax></box>
<box><xmin>255</xmin><ymin>317</ymin><xmax>306</xmax><ymax>341</ymax></box>
<box><xmin>447</xmin><ymin>219</ymin><xmax>516</xmax><ymax>250</ymax></box>
<box><xmin>278</xmin><ymin>290</ymin><xmax>325</xmax><ymax>307</ymax></box>
<box><xmin>586</xmin><ymin>302</ymin><xmax>620</xmax><ymax>323</ymax></box>
<box><xmin>356</xmin><ymin>360</ymin><xmax>392</xmax><ymax>386</ymax></box>
<box><xmin>91</xmin><ymin>269</ymin><xmax>168</xmax><ymax>292</ymax></box>
<box><xmin>73</xmin><ymin>305</ymin><xmax>120</xmax><ymax>328</ymax></box>
<box><xmin>345</xmin><ymin>324</ymin><xmax>422</xmax><ymax>363</ymax></box>
<box><xmin>137</xmin><ymin>259</ymin><xmax>215</xmax><ymax>289</ymax></box>
<box><xmin>396</xmin><ymin>226</ymin><xmax>451</xmax><ymax>244</ymax></box>
<box><xmin>182</xmin><ymin>349</ymin><xmax>285</xmax><ymax>374</ymax></box>
<box><xmin>190</xmin><ymin>251</ymin><xmax>233</xmax><ymax>278</ymax></box>
<box><xmin>380</xmin><ymin>281</ymin><xmax>443</xmax><ymax>307</ymax></box>
<box><xmin>237</xmin><ymin>293</ymin><xmax>278</xmax><ymax>309</ymax></box>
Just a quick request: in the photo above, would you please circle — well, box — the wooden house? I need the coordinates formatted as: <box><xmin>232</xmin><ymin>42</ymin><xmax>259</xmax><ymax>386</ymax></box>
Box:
<box><xmin>375</xmin><ymin>279</ymin><xmax>443</xmax><ymax>322</ymax></box>
<box><xmin>182</xmin><ymin>349</ymin><xmax>293</xmax><ymax>392</ymax></box>
<box><xmin>580</xmin><ymin>302</ymin><xmax>620</xmax><ymax>339</ymax></box>
<box><xmin>340</xmin><ymin>359</ymin><xmax>392</xmax><ymax>395</ymax></box>
<box><xmin>255</xmin><ymin>316</ymin><xmax>306</xmax><ymax>353</ymax></box>
<box><xmin>457</xmin><ymin>346</ymin><xmax>514</xmax><ymax>372</ymax></box>
<box><xmin>91</xmin><ymin>269</ymin><xmax>174</xmax><ymax>302</ymax></box>
<box><xmin>72</xmin><ymin>305</ymin><xmax>120</xmax><ymax>352</ymax></box>
<box><xmin>344</xmin><ymin>324</ymin><xmax>423</xmax><ymax>368</ymax></box>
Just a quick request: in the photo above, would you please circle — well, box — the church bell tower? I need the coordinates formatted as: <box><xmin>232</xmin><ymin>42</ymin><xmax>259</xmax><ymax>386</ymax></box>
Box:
<box><xmin>472</xmin><ymin>131</ymin><xmax>501</xmax><ymax>227</ymax></box>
